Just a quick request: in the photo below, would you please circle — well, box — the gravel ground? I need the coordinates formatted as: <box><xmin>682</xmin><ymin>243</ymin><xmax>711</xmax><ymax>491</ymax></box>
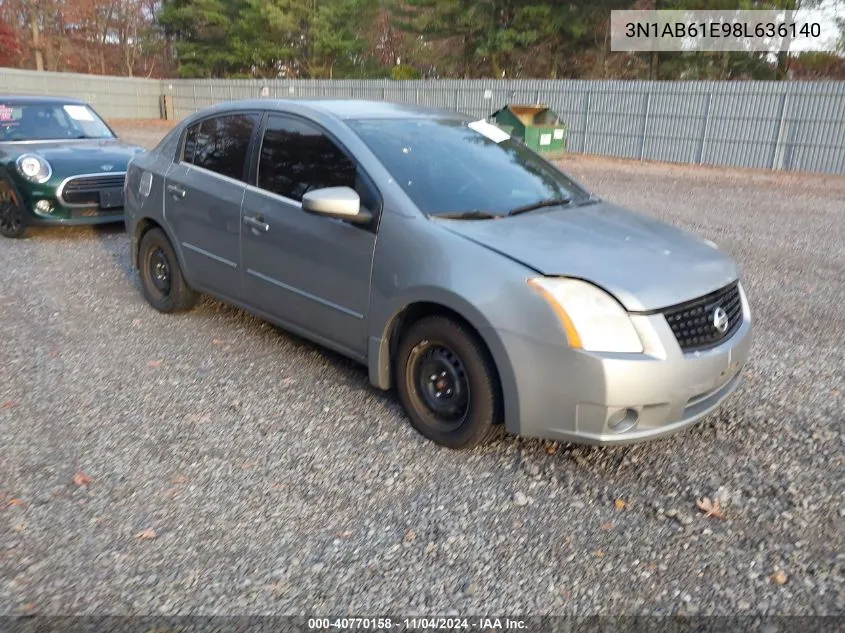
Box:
<box><xmin>1</xmin><ymin>124</ymin><xmax>843</xmax><ymax>617</ymax></box>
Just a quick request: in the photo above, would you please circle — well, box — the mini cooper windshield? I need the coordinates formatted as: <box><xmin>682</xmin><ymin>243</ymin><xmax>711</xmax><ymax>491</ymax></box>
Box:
<box><xmin>348</xmin><ymin>118</ymin><xmax>591</xmax><ymax>218</ymax></box>
<box><xmin>0</xmin><ymin>102</ymin><xmax>116</xmax><ymax>142</ymax></box>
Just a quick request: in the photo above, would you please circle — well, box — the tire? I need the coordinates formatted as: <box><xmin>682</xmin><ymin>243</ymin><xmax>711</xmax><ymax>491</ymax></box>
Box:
<box><xmin>395</xmin><ymin>315</ymin><xmax>504</xmax><ymax>449</ymax></box>
<box><xmin>138</xmin><ymin>227</ymin><xmax>198</xmax><ymax>313</ymax></box>
<box><xmin>0</xmin><ymin>179</ymin><xmax>28</xmax><ymax>239</ymax></box>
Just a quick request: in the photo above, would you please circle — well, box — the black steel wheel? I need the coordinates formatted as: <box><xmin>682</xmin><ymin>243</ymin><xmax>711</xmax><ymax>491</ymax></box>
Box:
<box><xmin>0</xmin><ymin>180</ymin><xmax>27</xmax><ymax>239</ymax></box>
<box><xmin>395</xmin><ymin>315</ymin><xmax>503</xmax><ymax>449</ymax></box>
<box><xmin>138</xmin><ymin>227</ymin><xmax>198</xmax><ymax>313</ymax></box>
<box><xmin>413</xmin><ymin>343</ymin><xmax>471</xmax><ymax>430</ymax></box>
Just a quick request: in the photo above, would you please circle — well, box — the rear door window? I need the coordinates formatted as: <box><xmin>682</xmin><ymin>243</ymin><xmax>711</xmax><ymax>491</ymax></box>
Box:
<box><xmin>182</xmin><ymin>113</ymin><xmax>258</xmax><ymax>182</ymax></box>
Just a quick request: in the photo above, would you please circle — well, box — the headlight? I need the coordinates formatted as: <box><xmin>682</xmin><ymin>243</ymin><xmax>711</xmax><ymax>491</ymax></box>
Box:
<box><xmin>16</xmin><ymin>154</ymin><xmax>52</xmax><ymax>184</ymax></box>
<box><xmin>527</xmin><ymin>277</ymin><xmax>643</xmax><ymax>353</ymax></box>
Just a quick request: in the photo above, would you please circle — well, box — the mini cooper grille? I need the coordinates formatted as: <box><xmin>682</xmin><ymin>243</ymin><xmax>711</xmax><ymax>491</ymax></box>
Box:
<box><xmin>662</xmin><ymin>282</ymin><xmax>742</xmax><ymax>352</ymax></box>
<box><xmin>61</xmin><ymin>174</ymin><xmax>126</xmax><ymax>205</ymax></box>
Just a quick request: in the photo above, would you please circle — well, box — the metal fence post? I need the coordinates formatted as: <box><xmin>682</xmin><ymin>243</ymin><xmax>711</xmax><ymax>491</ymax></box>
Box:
<box><xmin>583</xmin><ymin>90</ymin><xmax>591</xmax><ymax>154</ymax></box>
<box><xmin>772</xmin><ymin>91</ymin><xmax>790</xmax><ymax>171</ymax></box>
<box><xmin>640</xmin><ymin>91</ymin><xmax>651</xmax><ymax>161</ymax></box>
<box><xmin>698</xmin><ymin>92</ymin><xmax>713</xmax><ymax>165</ymax></box>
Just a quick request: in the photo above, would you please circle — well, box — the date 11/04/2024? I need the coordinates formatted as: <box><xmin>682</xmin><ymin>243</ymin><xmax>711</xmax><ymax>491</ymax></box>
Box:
<box><xmin>307</xmin><ymin>617</ymin><xmax>528</xmax><ymax>630</ymax></box>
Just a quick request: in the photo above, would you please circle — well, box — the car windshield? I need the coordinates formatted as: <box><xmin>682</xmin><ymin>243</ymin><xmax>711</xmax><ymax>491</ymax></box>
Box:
<box><xmin>0</xmin><ymin>102</ymin><xmax>115</xmax><ymax>142</ymax></box>
<box><xmin>347</xmin><ymin>117</ymin><xmax>591</xmax><ymax>217</ymax></box>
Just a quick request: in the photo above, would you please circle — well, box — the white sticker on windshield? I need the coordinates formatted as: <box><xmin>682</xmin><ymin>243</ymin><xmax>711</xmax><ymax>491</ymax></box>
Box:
<box><xmin>553</xmin><ymin>129</ymin><xmax>564</xmax><ymax>140</ymax></box>
<box><xmin>63</xmin><ymin>105</ymin><xmax>95</xmax><ymax>121</ymax></box>
<box><xmin>468</xmin><ymin>119</ymin><xmax>510</xmax><ymax>144</ymax></box>
<box><xmin>539</xmin><ymin>133</ymin><xmax>552</xmax><ymax>146</ymax></box>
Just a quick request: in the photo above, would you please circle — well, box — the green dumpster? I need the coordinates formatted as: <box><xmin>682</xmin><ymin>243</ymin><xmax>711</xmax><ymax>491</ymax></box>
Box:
<box><xmin>492</xmin><ymin>104</ymin><xmax>567</xmax><ymax>153</ymax></box>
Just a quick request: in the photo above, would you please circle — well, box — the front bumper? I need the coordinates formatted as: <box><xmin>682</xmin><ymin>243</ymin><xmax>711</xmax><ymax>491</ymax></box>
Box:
<box><xmin>17</xmin><ymin>175</ymin><xmax>125</xmax><ymax>226</ymax></box>
<box><xmin>496</xmin><ymin>287</ymin><xmax>752</xmax><ymax>445</ymax></box>
<box><xmin>23</xmin><ymin>197</ymin><xmax>124</xmax><ymax>226</ymax></box>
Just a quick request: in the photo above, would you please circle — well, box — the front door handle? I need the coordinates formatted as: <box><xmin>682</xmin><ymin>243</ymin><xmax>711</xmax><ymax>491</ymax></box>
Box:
<box><xmin>166</xmin><ymin>184</ymin><xmax>186</xmax><ymax>199</ymax></box>
<box><xmin>243</xmin><ymin>215</ymin><xmax>270</xmax><ymax>233</ymax></box>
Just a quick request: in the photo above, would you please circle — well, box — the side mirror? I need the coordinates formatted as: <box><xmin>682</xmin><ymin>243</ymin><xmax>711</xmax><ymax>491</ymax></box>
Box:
<box><xmin>301</xmin><ymin>186</ymin><xmax>372</xmax><ymax>224</ymax></box>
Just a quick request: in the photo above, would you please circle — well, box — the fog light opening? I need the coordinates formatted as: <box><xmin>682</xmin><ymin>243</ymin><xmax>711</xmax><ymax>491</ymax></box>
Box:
<box><xmin>608</xmin><ymin>408</ymin><xmax>639</xmax><ymax>433</ymax></box>
<box><xmin>35</xmin><ymin>199</ymin><xmax>54</xmax><ymax>214</ymax></box>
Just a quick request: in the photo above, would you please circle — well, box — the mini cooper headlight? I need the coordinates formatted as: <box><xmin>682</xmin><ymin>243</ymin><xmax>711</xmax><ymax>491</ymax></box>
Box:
<box><xmin>528</xmin><ymin>277</ymin><xmax>644</xmax><ymax>353</ymax></box>
<box><xmin>16</xmin><ymin>154</ymin><xmax>52</xmax><ymax>184</ymax></box>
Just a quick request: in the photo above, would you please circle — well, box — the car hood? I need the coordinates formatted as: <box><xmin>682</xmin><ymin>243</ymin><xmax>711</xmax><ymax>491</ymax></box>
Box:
<box><xmin>1</xmin><ymin>138</ymin><xmax>145</xmax><ymax>174</ymax></box>
<box><xmin>434</xmin><ymin>201</ymin><xmax>739</xmax><ymax>312</ymax></box>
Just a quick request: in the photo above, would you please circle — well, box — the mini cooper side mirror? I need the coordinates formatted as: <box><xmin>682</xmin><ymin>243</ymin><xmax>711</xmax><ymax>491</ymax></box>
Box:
<box><xmin>302</xmin><ymin>186</ymin><xmax>371</xmax><ymax>224</ymax></box>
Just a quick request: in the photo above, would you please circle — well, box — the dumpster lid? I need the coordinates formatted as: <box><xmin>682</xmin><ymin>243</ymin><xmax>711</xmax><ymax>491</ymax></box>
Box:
<box><xmin>495</xmin><ymin>104</ymin><xmax>555</xmax><ymax>126</ymax></box>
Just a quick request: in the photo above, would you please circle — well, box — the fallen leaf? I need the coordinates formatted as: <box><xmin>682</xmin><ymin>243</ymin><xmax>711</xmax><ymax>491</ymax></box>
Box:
<box><xmin>170</xmin><ymin>474</ymin><xmax>189</xmax><ymax>484</ymax></box>
<box><xmin>13</xmin><ymin>523</ymin><xmax>26</xmax><ymax>533</ymax></box>
<box><xmin>163</xmin><ymin>487</ymin><xmax>181</xmax><ymax>499</ymax></box>
<box><xmin>212</xmin><ymin>339</ymin><xmax>224</xmax><ymax>346</ymax></box>
<box><xmin>19</xmin><ymin>603</ymin><xmax>37</xmax><ymax>615</ymax></box>
<box><xmin>131</xmin><ymin>319</ymin><xmax>142</xmax><ymax>328</ymax></box>
<box><xmin>595</xmin><ymin>549</ymin><xmax>606</xmax><ymax>558</ymax></box>
<box><xmin>546</xmin><ymin>443</ymin><xmax>558</xmax><ymax>455</ymax></box>
<box><xmin>614</xmin><ymin>498</ymin><xmax>628</xmax><ymax>511</ymax></box>
<box><xmin>73</xmin><ymin>471</ymin><xmax>93</xmax><ymax>487</ymax></box>
<box><xmin>240</xmin><ymin>461</ymin><xmax>256</xmax><ymax>470</ymax></box>
<box><xmin>7</xmin><ymin>498</ymin><xmax>26</xmax><ymax>507</ymax></box>
<box><xmin>696</xmin><ymin>496</ymin><xmax>726</xmax><ymax>520</ymax></box>
<box><xmin>49</xmin><ymin>347</ymin><xmax>61</xmax><ymax>358</ymax></box>
<box><xmin>772</xmin><ymin>570</ymin><xmax>788</xmax><ymax>585</ymax></box>
<box><xmin>2</xmin><ymin>401</ymin><xmax>18</xmax><ymax>410</ymax></box>
<box><xmin>147</xmin><ymin>360</ymin><xmax>162</xmax><ymax>368</ymax></box>
<box><xmin>405</xmin><ymin>530</ymin><xmax>416</xmax><ymax>542</ymax></box>
<box><xmin>600</xmin><ymin>521</ymin><xmax>615</xmax><ymax>532</ymax></box>
<box><xmin>135</xmin><ymin>528</ymin><xmax>158</xmax><ymax>540</ymax></box>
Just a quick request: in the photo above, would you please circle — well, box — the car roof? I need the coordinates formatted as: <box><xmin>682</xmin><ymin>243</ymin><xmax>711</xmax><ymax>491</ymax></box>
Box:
<box><xmin>0</xmin><ymin>95</ymin><xmax>87</xmax><ymax>105</ymax></box>
<box><xmin>191</xmin><ymin>98</ymin><xmax>468</xmax><ymax>122</ymax></box>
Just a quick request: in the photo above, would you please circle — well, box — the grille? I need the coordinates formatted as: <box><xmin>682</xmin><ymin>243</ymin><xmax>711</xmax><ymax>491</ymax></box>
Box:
<box><xmin>60</xmin><ymin>174</ymin><xmax>126</xmax><ymax>205</ymax></box>
<box><xmin>662</xmin><ymin>282</ymin><xmax>743</xmax><ymax>352</ymax></box>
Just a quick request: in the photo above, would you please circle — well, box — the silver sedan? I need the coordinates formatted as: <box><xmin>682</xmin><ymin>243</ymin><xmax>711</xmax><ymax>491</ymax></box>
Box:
<box><xmin>124</xmin><ymin>99</ymin><xmax>752</xmax><ymax>449</ymax></box>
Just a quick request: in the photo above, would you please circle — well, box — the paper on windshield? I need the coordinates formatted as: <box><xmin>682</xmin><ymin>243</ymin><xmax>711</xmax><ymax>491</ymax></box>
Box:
<box><xmin>63</xmin><ymin>105</ymin><xmax>95</xmax><ymax>121</ymax></box>
<box><xmin>0</xmin><ymin>105</ymin><xmax>15</xmax><ymax>121</ymax></box>
<box><xmin>468</xmin><ymin>119</ymin><xmax>510</xmax><ymax>144</ymax></box>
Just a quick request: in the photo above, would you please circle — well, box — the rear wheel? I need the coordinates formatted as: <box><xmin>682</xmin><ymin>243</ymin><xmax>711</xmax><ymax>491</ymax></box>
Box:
<box><xmin>0</xmin><ymin>179</ymin><xmax>27</xmax><ymax>239</ymax></box>
<box><xmin>395</xmin><ymin>315</ymin><xmax>503</xmax><ymax>449</ymax></box>
<box><xmin>138</xmin><ymin>228</ymin><xmax>198</xmax><ymax>313</ymax></box>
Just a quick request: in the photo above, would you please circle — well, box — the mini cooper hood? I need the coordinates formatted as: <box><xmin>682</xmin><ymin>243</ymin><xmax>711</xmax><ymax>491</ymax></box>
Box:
<box><xmin>7</xmin><ymin>139</ymin><xmax>144</xmax><ymax>173</ymax></box>
<box><xmin>437</xmin><ymin>201</ymin><xmax>739</xmax><ymax>312</ymax></box>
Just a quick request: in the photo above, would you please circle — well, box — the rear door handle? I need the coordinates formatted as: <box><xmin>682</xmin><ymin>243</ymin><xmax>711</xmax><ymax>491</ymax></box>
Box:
<box><xmin>166</xmin><ymin>184</ymin><xmax>186</xmax><ymax>199</ymax></box>
<box><xmin>243</xmin><ymin>215</ymin><xmax>270</xmax><ymax>233</ymax></box>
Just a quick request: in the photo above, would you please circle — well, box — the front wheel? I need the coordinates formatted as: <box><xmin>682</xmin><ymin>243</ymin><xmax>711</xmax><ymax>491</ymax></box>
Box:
<box><xmin>395</xmin><ymin>316</ymin><xmax>503</xmax><ymax>449</ymax></box>
<box><xmin>0</xmin><ymin>179</ymin><xmax>27</xmax><ymax>239</ymax></box>
<box><xmin>138</xmin><ymin>228</ymin><xmax>198</xmax><ymax>313</ymax></box>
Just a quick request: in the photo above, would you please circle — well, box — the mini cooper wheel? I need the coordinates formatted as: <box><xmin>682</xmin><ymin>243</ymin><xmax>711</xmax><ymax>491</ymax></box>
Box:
<box><xmin>138</xmin><ymin>228</ymin><xmax>198</xmax><ymax>313</ymax></box>
<box><xmin>395</xmin><ymin>315</ymin><xmax>503</xmax><ymax>449</ymax></box>
<box><xmin>0</xmin><ymin>179</ymin><xmax>27</xmax><ymax>239</ymax></box>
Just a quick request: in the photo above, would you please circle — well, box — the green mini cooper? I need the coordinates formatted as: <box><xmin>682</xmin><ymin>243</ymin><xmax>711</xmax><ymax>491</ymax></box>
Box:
<box><xmin>0</xmin><ymin>96</ymin><xmax>146</xmax><ymax>238</ymax></box>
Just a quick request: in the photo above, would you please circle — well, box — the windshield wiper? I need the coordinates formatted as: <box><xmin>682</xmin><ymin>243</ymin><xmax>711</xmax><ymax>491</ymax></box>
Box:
<box><xmin>506</xmin><ymin>197</ymin><xmax>572</xmax><ymax>217</ymax></box>
<box><xmin>435</xmin><ymin>210</ymin><xmax>500</xmax><ymax>220</ymax></box>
